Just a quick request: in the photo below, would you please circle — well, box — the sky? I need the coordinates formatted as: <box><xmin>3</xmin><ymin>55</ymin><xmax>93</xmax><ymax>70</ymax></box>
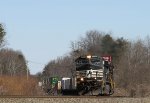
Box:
<box><xmin>0</xmin><ymin>0</ymin><xmax>150</xmax><ymax>74</ymax></box>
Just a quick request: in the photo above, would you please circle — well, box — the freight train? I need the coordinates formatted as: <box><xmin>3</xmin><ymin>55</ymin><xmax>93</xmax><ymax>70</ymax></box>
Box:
<box><xmin>42</xmin><ymin>55</ymin><xmax>115</xmax><ymax>96</ymax></box>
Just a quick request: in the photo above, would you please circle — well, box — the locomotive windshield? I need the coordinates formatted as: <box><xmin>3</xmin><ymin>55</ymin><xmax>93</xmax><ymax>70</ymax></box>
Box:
<box><xmin>75</xmin><ymin>56</ymin><xmax>103</xmax><ymax>71</ymax></box>
<box><xmin>90</xmin><ymin>56</ymin><xmax>101</xmax><ymax>65</ymax></box>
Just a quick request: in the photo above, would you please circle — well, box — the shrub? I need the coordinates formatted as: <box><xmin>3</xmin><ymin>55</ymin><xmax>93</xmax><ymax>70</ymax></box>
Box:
<box><xmin>0</xmin><ymin>75</ymin><xmax>42</xmax><ymax>95</ymax></box>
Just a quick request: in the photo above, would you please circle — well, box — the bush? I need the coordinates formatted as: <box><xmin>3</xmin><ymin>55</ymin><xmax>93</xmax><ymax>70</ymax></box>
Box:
<box><xmin>0</xmin><ymin>75</ymin><xmax>41</xmax><ymax>95</ymax></box>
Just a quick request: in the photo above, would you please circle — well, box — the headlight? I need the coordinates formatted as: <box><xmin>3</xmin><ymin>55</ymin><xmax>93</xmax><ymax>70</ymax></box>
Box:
<box><xmin>87</xmin><ymin>55</ymin><xmax>91</xmax><ymax>59</ymax></box>
<box><xmin>80</xmin><ymin>78</ymin><xmax>84</xmax><ymax>81</ymax></box>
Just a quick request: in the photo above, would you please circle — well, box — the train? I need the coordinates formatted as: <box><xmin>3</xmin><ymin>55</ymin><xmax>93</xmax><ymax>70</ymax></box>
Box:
<box><xmin>75</xmin><ymin>55</ymin><xmax>115</xmax><ymax>95</ymax></box>
<box><xmin>41</xmin><ymin>55</ymin><xmax>115</xmax><ymax>96</ymax></box>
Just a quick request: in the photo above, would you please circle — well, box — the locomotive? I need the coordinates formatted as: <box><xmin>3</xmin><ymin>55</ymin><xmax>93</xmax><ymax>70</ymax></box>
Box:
<box><xmin>75</xmin><ymin>55</ymin><xmax>115</xmax><ymax>95</ymax></box>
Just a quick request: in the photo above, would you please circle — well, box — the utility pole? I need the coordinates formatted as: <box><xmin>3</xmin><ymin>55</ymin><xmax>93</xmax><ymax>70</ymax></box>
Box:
<box><xmin>27</xmin><ymin>67</ymin><xmax>29</xmax><ymax>80</ymax></box>
<box><xmin>26</xmin><ymin>61</ymin><xmax>29</xmax><ymax>80</ymax></box>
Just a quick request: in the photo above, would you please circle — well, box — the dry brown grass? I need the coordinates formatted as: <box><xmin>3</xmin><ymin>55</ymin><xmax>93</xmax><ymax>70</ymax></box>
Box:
<box><xmin>0</xmin><ymin>75</ymin><xmax>42</xmax><ymax>96</ymax></box>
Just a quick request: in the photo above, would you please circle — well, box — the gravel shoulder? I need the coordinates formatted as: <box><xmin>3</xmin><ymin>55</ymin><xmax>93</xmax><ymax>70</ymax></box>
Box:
<box><xmin>0</xmin><ymin>97</ymin><xmax>149</xmax><ymax>103</ymax></box>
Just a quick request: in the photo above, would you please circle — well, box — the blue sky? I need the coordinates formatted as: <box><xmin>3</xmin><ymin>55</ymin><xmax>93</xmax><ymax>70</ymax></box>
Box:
<box><xmin>0</xmin><ymin>0</ymin><xmax>150</xmax><ymax>74</ymax></box>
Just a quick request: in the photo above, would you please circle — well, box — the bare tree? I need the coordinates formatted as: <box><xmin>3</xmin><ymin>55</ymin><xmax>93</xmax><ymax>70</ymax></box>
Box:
<box><xmin>116</xmin><ymin>38</ymin><xmax>150</xmax><ymax>97</ymax></box>
<box><xmin>70</xmin><ymin>30</ymin><xmax>104</xmax><ymax>56</ymax></box>
<box><xmin>0</xmin><ymin>24</ymin><xmax>6</xmax><ymax>48</ymax></box>
<box><xmin>0</xmin><ymin>49</ymin><xmax>27</xmax><ymax>76</ymax></box>
<box><xmin>145</xmin><ymin>35</ymin><xmax>150</xmax><ymax>64</ymax></box>
<box><xmin>43</xmin><ymin>55</ymin><xmax>73</xmax><ymax>77</ymax></box>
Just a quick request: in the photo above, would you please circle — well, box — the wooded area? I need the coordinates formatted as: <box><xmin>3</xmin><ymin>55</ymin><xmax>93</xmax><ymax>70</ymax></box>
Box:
<box><xmin>43</xmin><ymin>30</ymin><xmax>150</xmax><ymax>97</ymax></box>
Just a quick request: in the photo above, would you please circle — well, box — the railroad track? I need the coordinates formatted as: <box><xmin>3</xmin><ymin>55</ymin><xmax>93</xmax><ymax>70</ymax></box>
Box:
<box><xmin>0</xmin><ymin>95</ymin><xmax>129</xmax><ymax>98</ymax></box>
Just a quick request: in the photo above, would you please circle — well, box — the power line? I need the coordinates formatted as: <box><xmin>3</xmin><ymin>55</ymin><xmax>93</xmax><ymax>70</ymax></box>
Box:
<box><xmin>27</xmin><ymin>60</ymin><xmax>46</xmax><ymax>65</ymax></box>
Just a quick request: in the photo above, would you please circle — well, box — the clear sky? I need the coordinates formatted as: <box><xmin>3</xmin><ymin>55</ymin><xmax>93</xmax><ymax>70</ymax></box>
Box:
<box><xmin>0</xmin><ymin>0</ymin><xmax>150</xmax><ymax>74</ymax></box>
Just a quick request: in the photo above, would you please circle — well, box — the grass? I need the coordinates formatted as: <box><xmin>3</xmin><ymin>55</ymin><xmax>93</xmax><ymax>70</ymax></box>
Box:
<box><xmin>0</xmin><ymin>75</ymin><xmax>41</xmax><ymax>96</ymax></box>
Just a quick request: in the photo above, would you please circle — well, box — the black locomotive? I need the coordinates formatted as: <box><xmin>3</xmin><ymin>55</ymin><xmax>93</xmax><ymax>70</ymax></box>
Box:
<box><xmin>75</xmin><ymin>55</ymin><xmax>115</xmax><ymax>95</ymax></box>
